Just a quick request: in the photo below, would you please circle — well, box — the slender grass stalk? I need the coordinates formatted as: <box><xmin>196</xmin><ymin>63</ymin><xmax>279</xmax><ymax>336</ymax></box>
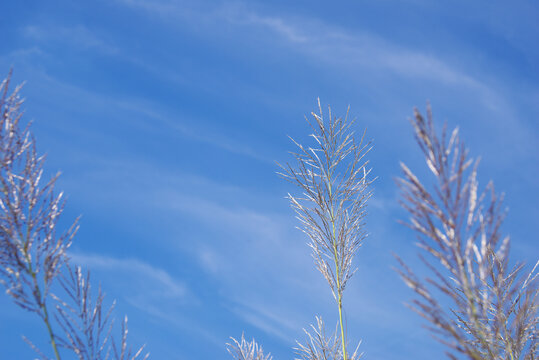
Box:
<box><xmin>30</xmin><ymin>263</ymin><xmax>62</xmax><ymax>360</ymax></box>
<box><xmin>328</xmin><ymin>173</ymin><xmax>347</xmax><ymax>360</ymax></box>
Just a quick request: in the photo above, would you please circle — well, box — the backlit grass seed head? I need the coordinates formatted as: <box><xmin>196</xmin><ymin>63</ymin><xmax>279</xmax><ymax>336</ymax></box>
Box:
<box><xmin>278</xmin><ymin>99</ymin><xmax>373</xmax><ymax>301</ymax></box>
<box><xmin>279</xmin><ymin>99</ymin><xmax>372</xmax><ymax>360</ymax></box>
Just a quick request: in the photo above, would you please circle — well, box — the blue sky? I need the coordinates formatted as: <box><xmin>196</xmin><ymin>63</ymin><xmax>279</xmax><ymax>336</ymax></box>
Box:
<box><xmin>0</xmin><ymin>0</ymin><xmax>538</xmax><ymax>359</ymax></box>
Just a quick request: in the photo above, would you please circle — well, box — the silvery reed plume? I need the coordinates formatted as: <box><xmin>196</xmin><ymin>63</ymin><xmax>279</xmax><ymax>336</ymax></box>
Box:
<box><xmin>0</xmin><ymin>71</ymin><xmax>147</xmax><ymax>360</ymax></box>
<box><xmin>229</xmin><ymin>99</ymin><xmax>373</xmax><ymax>360</ymax></box>
<box><xmin>396</xmin><ymin>105</ymin><xmax>538</xmax><ymax>359</ymax></box>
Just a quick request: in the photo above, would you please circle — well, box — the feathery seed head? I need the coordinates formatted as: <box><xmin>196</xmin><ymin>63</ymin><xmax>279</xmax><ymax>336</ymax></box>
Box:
<box><xmin>279</xmin><ymin>99</ymin><xmax>373</xmax><ymax>301</ymax></box>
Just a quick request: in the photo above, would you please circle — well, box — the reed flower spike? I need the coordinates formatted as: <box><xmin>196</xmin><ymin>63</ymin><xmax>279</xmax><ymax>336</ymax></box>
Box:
<box><xmin>279</xmin><ymin>99</ymin><xmax>373</xmax><ymax>360</ymax></box>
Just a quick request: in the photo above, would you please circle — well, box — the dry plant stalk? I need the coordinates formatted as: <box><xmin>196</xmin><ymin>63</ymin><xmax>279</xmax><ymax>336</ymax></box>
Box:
<box><xmin>396</xmin><ymin>105</ymin><xmax>538</xmax><ymax>360</ymax></box>
<box><xmin>0</xmin><ymin>71</ymin><xmax>148</xmax><ymax>360</ymax></box>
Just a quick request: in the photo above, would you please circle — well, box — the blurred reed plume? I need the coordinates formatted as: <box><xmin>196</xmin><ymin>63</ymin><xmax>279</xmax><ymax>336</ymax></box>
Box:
<box><xmin>227</xmin><ymin>334</ymin><xmax>273</xmax><ymax>360</ymax></box>
<box><xmin>295</xmin><ymin>316</ymin><xmax>361</xmax><ymax>360</ymax></box>
<box><xmin>0</xmin><ymin>71</ymin><xmax>147</xmax><ymax>360</ymax></box>
<box><xmin>396</xmin><ymin>105</ymin><xmax>538</xmax><ymax>359</ymax></box>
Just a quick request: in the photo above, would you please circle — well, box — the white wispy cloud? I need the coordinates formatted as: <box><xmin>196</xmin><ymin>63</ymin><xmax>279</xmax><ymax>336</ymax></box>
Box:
<box><xmin>70</xmin><ymin>252</ymin><xmax>190</xmax><ymax>305</ymax></box>
<box><xmin>227</xmin><ymin>7</ymin><xmax>504</xmax><ymax>106</ymax></box>
<box><xmin>67</xmin><ymin>252</ymin><xmax>228</xmax><ymax>353</ymax></box>
<box><xmin>237</xmin><ymin>12</ymin><xmax>310</xmax><ymax>44</ymax></box>
<box><xmin>114</xmin><ymin>98</ymin><xmax>273</xmax><ymax>163</ymax></box>
<box><xmin>22</xmin><ymin>24</ymin><xmax>119</xmax><ymax>55</ymax></box>
<box><xmin>114</xmin><ymin>0</ymin><xmax>537</xmax><ymax>150</ymax></box>
<box><xmin>0</xmin><ymin>60</ymin><xmax>271</xmax><ymax>164</ymax></box>
<box><xmin>229</xmin><ymin>303</ymin><xmax>294</xmax><ymax>343</ymax></box>
<box><xmin>57</xmin><ymin>152</ymin><xmax>327</xmax><ymax>341</ymax></box>
<box><xmin>118</xmin><ymin>0</ymin><xmax>491</xmax><ymax>90</ymax></box>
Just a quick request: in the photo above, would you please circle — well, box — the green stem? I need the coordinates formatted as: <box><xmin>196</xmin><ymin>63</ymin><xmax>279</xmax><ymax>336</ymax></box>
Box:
<box><xmin>328</xmin><ymin>178</ymin><xmax>348</xmax><ymax>360</ymax></box>
<box><xmin>40</xmin><ymin>295</ymin><xmax>61</xmax><ymax>360</ymax></box>
<box><xmin>334</xmin><ymin>255</ymin><xmax>347</xmax><ymax>360</ymax></box>
<box><xmin>26</xmin><ymin>257</ymin><xmax>62</xmax><ymax>360</ymax></box>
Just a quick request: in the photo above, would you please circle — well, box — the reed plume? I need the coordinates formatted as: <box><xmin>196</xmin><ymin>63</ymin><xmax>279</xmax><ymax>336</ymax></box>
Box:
<box><xmin>396</xmin><ymin>105</ymin><xmax>538</xmax><ymax>359</ymax></box>
<box><xmin>280</xmin><ymin>99</ymin><xmax>372</xmax><ymax>360</ymax></box>
<box><xmin>0</xmin><ymin>71</ymin><xmax>148</xmax><ymax>360</ymax></box>
<box><xmin>228</xmin><ymin>100</ymin><xmax>371</xmax><ymax>359</ymax></box>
